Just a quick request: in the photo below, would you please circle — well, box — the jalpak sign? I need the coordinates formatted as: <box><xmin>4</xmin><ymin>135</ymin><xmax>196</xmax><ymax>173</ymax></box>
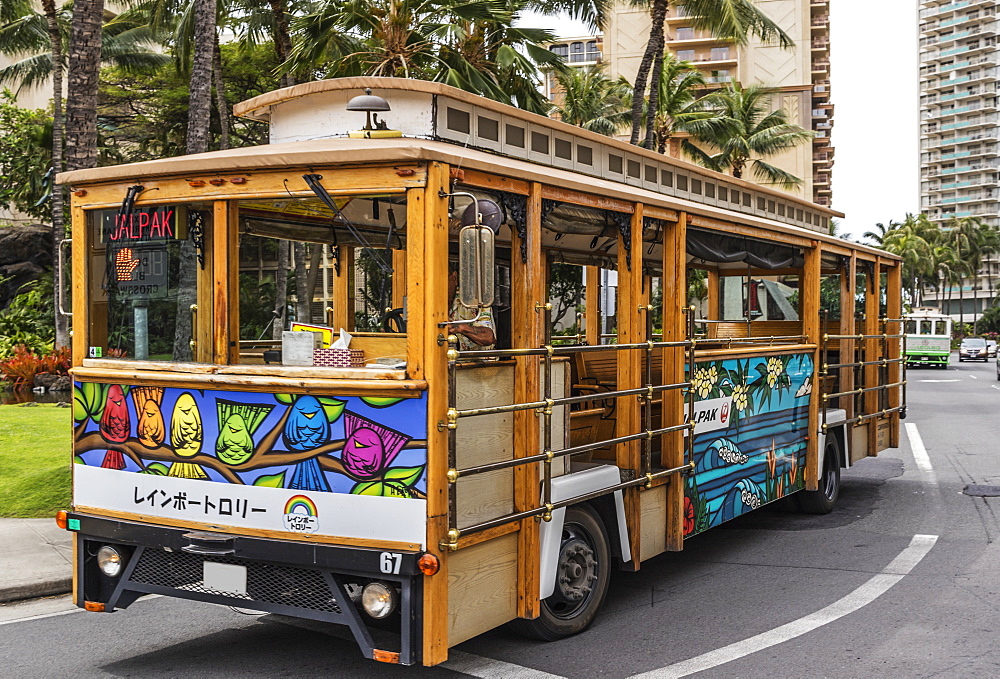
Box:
<box><xmin>101</xmin><ymin>206</ymin><xmax>187</xmax><ymax>243</ymax></box>
<box><xmin>684</xmin><ymin>396</ymin><xmax>734</xmax><ymax>435</ymax></box>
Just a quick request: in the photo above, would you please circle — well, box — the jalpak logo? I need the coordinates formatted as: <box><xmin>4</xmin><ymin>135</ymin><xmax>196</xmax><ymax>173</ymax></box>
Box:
<box><xmin>282</xmin><ymin>495</ymin><xmax>319</xmax><ymax>533</ymax></box>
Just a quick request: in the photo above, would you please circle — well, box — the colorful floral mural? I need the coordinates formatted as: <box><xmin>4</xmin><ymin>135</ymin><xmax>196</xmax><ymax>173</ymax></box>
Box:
<box><xmin>73</xmin><ymin>384</ymin><xmax>428</xmax><ymax>498</ymax></box>
<box><xmin>684</xmin><ymin>352</ymin><xmax>812</xmax><ymax>538</ymax></box>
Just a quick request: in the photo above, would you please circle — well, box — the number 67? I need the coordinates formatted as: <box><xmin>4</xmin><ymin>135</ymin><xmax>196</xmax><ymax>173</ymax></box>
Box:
<box><xmin>380</xmin><ymin>552</ymin><xmax>402</xmax><ymax>575</ymax></box>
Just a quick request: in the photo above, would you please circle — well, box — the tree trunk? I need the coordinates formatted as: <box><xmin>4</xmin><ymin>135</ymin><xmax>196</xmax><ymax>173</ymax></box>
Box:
<box><xmin>303</xmin><ymin>244</ymin><xmax>323</xmax><ymax>322</ymax></box>
<box><xmin>213</xmin><ymin>33</ymin><xmax>230</xmax><ymax>150</ymax></box>
<box><xmin>630</xmin><ymin>0</ymin><xmax>669</xmax><ymax>145</ymax></box>
<box><xmin>973</xmin><ymin>271</ymin><xmax>981</xmax><ymax>335</ymax></box>
<box><xmin>294</xmin><ymin>242</ymin><xmax>309</xmax><ymax>322</ymax></box>
<box><xmin>173</xmin><ymin>0</ymin><xmax>217</xmax><ymax>362</ymax></box>
<box><xmin>64</xmin><ymin>0</ymin><xmax>103</xmax><ymax>172</ymax></box>
<box><xmin>186</xmin><ymin>0</ymin><xmax>217</xmax><ymax>155</ymax></box>
<box><xmin>268</xmin><ymin>0</ymin><xmax>296</xmax><ymax>89</ymax></box>
<box><xmin>272</xmin><ymin>240</ymin><xmax>289</xmax><ymax>340</ymax></box>
<box><xmin>643</xmin><ymin>47</ymin><xmax>665</xmax><ymax>149</ymax></box>
<box><xmin>43</xmin><ymin>0</ymin><xmax>69</xmax><ymax>349</ymax></box>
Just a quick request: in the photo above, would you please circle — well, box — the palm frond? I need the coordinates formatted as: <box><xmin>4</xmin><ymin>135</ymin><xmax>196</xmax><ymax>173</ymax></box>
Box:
<box><xmin>750</xmin><ymin>159</ymin><xmax>802</xmax><ymax>189</ymax></box>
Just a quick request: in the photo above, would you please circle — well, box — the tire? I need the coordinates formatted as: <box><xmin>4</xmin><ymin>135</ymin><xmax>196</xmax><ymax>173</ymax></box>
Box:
<box><xmin>509</xmin><ymin>504</ymin><xmax>610</xmax><ymax>641</ymax></box>
<box><xmin>798</xmin><ymin>436</ymin><xmax>841</xmax><ymax>515</ymax></box>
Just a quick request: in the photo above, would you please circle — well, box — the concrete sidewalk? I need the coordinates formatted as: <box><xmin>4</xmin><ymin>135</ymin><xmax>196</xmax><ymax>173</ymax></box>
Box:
<box><xmin>0</xmin><ymin>518</ymin><xmax>72</xmax><ymax>603</ymax></box>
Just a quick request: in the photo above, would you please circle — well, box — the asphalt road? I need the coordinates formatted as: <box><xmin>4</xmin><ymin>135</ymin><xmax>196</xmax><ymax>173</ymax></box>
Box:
<box><xmin>3</xmin><ymin>356</ymin><xmax>1000</xmax><ymax>678</ymax></box>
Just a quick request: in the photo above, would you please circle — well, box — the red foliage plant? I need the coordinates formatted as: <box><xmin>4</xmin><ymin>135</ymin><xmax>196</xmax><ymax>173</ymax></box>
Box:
<box><xmin>0</xmin><ymin>345</ymin><xmax>71</xmax><ymax>388</ymax></box>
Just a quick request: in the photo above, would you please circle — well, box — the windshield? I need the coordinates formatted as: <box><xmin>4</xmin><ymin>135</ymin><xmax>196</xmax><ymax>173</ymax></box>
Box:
<box><xmin>963</xmin><ymin>338</ymin><xmax>986</xmax><ymax>347</ymax></box>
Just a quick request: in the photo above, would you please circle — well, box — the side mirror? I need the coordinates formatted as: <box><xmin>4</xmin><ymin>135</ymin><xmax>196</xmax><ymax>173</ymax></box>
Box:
<box><xmin>458</xmin><ymin>200</ymin><xmax>500</xmax><ymax>309</ymax></box>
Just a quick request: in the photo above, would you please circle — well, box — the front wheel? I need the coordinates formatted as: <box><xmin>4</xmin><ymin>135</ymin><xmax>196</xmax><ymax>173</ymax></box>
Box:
<box><xmin>509</xmin><ymin>504</ymin><xmax>610</xmax><ymax>641</ymax></box>
<box><xmin>798</xmin><ymin>436</ymin><xmax>841</xmax><ymax>514</ymax></box>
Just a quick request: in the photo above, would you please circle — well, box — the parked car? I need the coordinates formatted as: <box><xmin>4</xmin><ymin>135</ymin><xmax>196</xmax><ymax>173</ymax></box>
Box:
<box><xmin>987</xmin><ymin>339</ymin><xmax>997</xmax><ymax>358</ymax></box>
<box><xmin>959</xmin><ymin>337</ymin><xmax>989</xmax><ymax>362</ymax></box>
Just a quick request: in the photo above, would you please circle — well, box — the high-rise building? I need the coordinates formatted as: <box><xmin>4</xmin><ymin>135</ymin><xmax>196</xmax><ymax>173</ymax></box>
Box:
<box><xmin>577</xmin><ymin>0</ymin><xmax>834</xmax><ymax>206</ymax></box>
<box><xmin>918</xmin><ymin>0</ymin><xmax>999</xmax><ymax>321</ymax></box>
<box><xmin>919</xmin><ymin>0</ymin><xmax>998</xmax><ymax>228</ymax></box>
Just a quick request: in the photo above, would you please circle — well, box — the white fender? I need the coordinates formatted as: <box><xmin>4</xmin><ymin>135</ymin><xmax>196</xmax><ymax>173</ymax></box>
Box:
<box><xmin>820</xmin><ymin>408</ymin><xmax>847</xmax><ymax>468</ymax></box>
<box><xmin>539</xmin><ymin>464</ymin><xmax>631</xmax><ymax>600</ymax></box>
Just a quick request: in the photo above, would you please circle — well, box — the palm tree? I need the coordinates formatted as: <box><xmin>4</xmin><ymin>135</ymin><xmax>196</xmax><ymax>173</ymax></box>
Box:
<box><xmin>680</xmin><ymin>82</ymin><xmax>814</xmax><ymax>188</ymax></box>
<box><xmin>647</xmin><ymin>51</ymin><xmax>704</xmax><ymax>154</ymax></box>
<box><xmin>168</xmin><ymin>0</ymin><xmax>216</xmax><ymax>363</ymax></box>
<box><xmin>882</xmin><ymin>215</ymin><xmax>937</xmax><ymax>308</ymax></box>
<box><xmin>0</xmin><ymin>0</ymin><xmax>68</xmax><ymax>347</ymax></box>
<box><xmin>285</xmin><ymin>0</ymin><xmax>563</xmax><ymax>114</ymax></box>
<box><xmin>931</xmin><ymin>241</ymin><xmax>961</xmax><ymax>319</ymax></box>
<box><xmin>973</xmin><ymin>220</ymin><xmax>1000</xmax><ymax>333</ymax></box>
<box><xmin>2</xmin><ymin>1</ymin><xmax>164</xmax><ymax>349</ymax></box>
<box><xmin>627</xmin><ymin>0</ymin><xmax>792</xmax><ymax>147</ymax></box>
<box><xmin>942</xmin><ymin>216</ymin><xmax>983</xmax><ymax>335</ymax></box>
<box><xmin>64</xmin><ymin>0</ymin><xmax>105</xmax><ymax>171</ymax></box>
<box><xmin>861</xmin><ymin>221</ymin><xmax>890</xmax><ymax>247</ymax></box>
<box><xmin>551</xmin><ymin>64</ymin><xmax>632</xmax><ymax>136</ymax></box>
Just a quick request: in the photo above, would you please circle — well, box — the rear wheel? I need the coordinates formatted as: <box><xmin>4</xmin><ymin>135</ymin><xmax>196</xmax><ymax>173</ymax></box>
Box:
<box><xmin>798</xmin><ymin>436</ymin><xmax>841</xmax><ymax>514</ymax></box>
<box><xmin>510</xmin><ymin>504</ymin><xmax>610</xmax><ymax>641</ymax></box>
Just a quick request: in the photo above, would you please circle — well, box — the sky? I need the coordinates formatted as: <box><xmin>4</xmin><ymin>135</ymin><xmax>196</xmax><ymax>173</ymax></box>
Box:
<box><xmin>520</xmin><ymin>2</ymin><xmax>920</xmax><ymax>240</ymax></box>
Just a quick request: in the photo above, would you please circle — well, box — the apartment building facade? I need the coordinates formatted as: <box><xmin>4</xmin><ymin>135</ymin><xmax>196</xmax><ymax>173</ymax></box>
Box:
<box><xmin>545</xmin><ymin>0</ymin><xmax>834</xmax><ymax>206</ymax></box>
<box><xmin>919</xmin><ymin>0</ymin><xmax>1000</xmax><ymax>321</ymax></box>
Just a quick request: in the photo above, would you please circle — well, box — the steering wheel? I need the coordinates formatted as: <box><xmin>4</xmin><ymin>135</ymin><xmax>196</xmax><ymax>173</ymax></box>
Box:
<box><xmin>383</xmin><ymin>308</ymin><xmax>406</xmax><ymax>333</ymax></box>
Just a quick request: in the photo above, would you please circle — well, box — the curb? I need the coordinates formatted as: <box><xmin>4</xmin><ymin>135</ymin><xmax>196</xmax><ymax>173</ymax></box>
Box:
<box><xmin>0</xmin><ymin>577</ymin><xmax>72</xmax><ymax>605</ymax></box>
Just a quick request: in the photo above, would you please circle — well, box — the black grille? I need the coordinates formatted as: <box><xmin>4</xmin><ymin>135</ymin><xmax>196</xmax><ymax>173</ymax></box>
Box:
<box><xmin>130</xmin><ymin>548</ymin><xmax>342</xmax><ymax>613</ymax></box>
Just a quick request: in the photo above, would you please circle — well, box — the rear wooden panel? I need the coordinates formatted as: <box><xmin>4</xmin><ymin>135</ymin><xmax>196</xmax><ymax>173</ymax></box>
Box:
<box><xmin>447</xmin><ymin>533</ymin><xmax>519</xmax><ymax>646</ymax></box>
<box><xmin>639</xmin><ymin>485</ymin><xmax>667</xmax><ymax>562</ymax></box>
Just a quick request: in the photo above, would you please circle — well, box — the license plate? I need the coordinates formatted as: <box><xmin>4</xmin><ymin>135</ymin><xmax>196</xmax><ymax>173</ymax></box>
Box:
<box><xmin>203</xmin><ymin>562</ymin><xmax>247</xmax><ymax>595</ymax></box>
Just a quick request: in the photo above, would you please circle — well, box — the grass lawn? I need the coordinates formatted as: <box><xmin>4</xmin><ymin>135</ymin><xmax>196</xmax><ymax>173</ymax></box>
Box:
<box><xmin>0</xmin><ymin>404</ymin><xmax>73</xmax><ymax>517</ymax></box>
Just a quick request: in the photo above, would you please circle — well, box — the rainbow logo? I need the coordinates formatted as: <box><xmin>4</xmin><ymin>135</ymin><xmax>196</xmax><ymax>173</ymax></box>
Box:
<box><xmin>282</xmin><ymin>495</ymin><xmax>319</xmax><ymax>533</ymax></box>
<box><xmin>284</xmin><ymin>495</ymin><xmax>318</xmax><ymax>516</ymax></box>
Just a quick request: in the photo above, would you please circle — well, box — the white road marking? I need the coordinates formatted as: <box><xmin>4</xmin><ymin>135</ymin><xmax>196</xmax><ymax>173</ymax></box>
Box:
<box><xmin>905</xmin><ymin>423</ymin><xmax>934</xmax><ymax>473</ymax></box>
<box><xmin>0</xmin><ymin>594</ymin><xmax>161</xmax><ymax>627</ymax></box>
<box><xmin>627</xmin><ymin>534</ymin><xmax>938</xmax><ymax>679</ymax></box>
<box><xmin>0</xmin><ymin>607</ymin><xmax>82</xmax><ymax>627</ymax></box>
<box><xmin>917</xmin><ymin>379</ymin><xmax>960</xmax><ymax>383</ymax></box>
<box><xmin>992</xmin><ymin>385</ymin><xmax>1000</xmax><ymax>392</ymax></box>
<box><xmin>443</xmin><ymin>650</ymin><xmax>569</xmax><ymax>679</ymax></box>
<box><xmin>969</xmin><ymin>374</ymin><xmax>978</xmax><ymax>379</ymax></box>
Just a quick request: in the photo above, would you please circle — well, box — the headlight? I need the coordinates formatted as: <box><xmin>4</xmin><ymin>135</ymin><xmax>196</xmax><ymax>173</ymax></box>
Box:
<box><xmin>361</xmin><ymin>582</ymin><xmax>398</xmax><ymax>619</ymax></box>
<box><xmin>96</xmin><ymin>545</ymin><xmax>123</xmax><ymax>577</ymax></box>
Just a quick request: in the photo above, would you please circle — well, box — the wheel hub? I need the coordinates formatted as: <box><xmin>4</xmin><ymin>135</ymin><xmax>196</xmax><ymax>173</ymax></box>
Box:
<box><xmin>555</xmin><ymin>538</ymin><xmax>597</xmax><ymax>602</ymax></box>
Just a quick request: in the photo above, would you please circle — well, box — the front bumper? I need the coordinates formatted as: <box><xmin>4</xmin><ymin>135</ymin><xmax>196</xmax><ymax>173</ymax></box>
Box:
<box><xmin>68</xmin><ymin>513</ymin><xmax>422</xmax><ymax>665</ymax></box>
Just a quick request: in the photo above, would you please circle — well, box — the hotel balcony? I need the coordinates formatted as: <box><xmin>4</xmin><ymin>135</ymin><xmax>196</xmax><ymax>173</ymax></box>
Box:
<box><xmin>920</xmin><ymin>0</ymin><xmax>994</xmax><ymax>21</ymax></box>
<box><xmin>811</xmin><ymin>59</ymin><xmax>830</xmax><ymax>75</ymax></box>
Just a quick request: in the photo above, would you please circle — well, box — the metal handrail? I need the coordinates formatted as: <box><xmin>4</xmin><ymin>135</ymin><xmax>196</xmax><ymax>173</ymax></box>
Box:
<box><xmin>448</xmin><ymin>380</ymin><xmax>690</xmax><ymax>424</ymax></box>
<box><xmin>825</xmin><ymin>357</ymin><xmax>905</xmax><ymax>370</ymax></box>
<box><xmin>441</xmin><ymin>462</ymin><xmax>695</xmax><ymax>549</ymax></box>
<box><xmin>824</xmin><ymin>333</ymin><xmax>904</xmax><ymax>340</ymax></box>
<box><xmin>442</xmin><ymin>306</ymin><xmax>700</xmax><ymax>551</ymax></box>
<box><xmin>819</xmin><ymin>314</ymin><xmax>907</xmax><ymax>436</ymax></box>
<box><xmin>452</xmin><ymin>422</ymin><xmax>694</xmax><ymax>480</ymax></box>
<box><xmin>695</xmin><ymin>334</ymin><xmax>809</xmax><ymax>347</ymax></box>
<box><xmin>822</xmin><ymin>381</ymin><xmax>906</xmax><ymax>401</ymax></box>
<box><xmin>823</xmin><ymin>405</ymin><xmax>906</xmax><ymax>430</ymax></box>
